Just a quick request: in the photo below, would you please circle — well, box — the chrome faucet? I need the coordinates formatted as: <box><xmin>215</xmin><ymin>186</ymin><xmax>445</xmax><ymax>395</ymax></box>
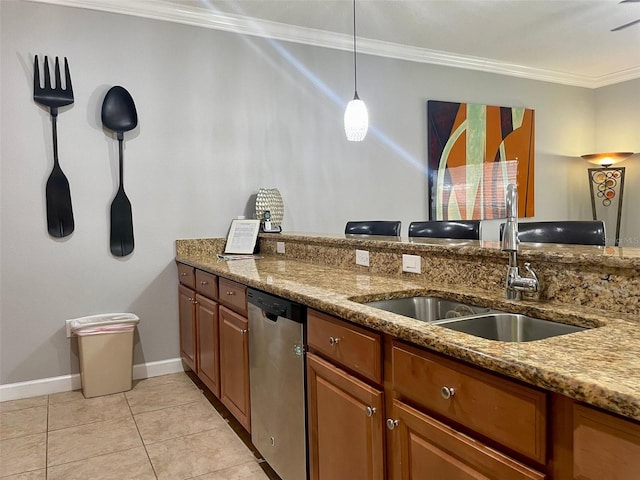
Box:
<box><xmin>501</xmin><ymin>184</ymin><xmax>539</xmax><ymax>300</ymax></box>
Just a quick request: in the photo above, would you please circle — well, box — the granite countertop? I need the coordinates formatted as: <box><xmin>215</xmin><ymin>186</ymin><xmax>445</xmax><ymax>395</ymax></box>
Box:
<box><xmin>176</xmin><ymin>244</ymin><xmax>640</xmax><ymax>422</ymax></box>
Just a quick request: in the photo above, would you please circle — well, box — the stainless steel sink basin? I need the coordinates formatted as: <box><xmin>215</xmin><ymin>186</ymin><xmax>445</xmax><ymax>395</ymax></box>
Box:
<box><xmin>363</xmin><ymin>296</ymin><xmax>490</xmax><ymax>323</ymax></box>
<box><xmin>435</xmin><ymin>313</ymin><xmax>588</xmax><ymax>342</ymax></box>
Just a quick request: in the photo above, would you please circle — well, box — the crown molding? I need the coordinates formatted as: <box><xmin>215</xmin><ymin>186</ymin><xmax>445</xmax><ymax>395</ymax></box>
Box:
<box><xmin>25</xmin><ymin>0</ymin><xmax>639</xmax><ymax>89</ymax></box>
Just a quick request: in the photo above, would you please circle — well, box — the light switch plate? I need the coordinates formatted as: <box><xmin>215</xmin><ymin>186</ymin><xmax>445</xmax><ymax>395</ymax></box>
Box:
<box><xmin>355</xmin><ymin>249</ymin><xmax>370</xmax><ymax>267</ymax></box>
<box><xmin>276</xmin><ymin>241</ymin><xmax>285</xmax><ymax>254</ymax></box>
<box><xmin>402</xmin><ymin>254</ymin><xmax>422</xmax><ymax>273</ymax></box>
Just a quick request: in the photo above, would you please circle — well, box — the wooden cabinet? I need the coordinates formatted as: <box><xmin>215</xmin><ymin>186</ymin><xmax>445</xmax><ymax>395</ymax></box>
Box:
<box><xmin>177</xmin><ymin>263</ymin><xmax>220</xmax><ymax>396</ymax></box>
<box><xmin>391</xmin><ymin>340</ymin><xmax>547</xmax><ymax>464</ymax></box>
<box><xmin>219</xmin><ymin>277</ymin><xmax>247</xmax><ymax>316</ymax></box>
<box><xmin>307</xmin><ymin>352</ymin><xmax>385</xmax><ymax>480</ymax></box>
<box><xmin>178</xmin><ymin>283</ymin><xmax>197</xmax><ymax>371</ymax></box>
<box><xmin>387</xmin><ymin>398</ymin><xmax>545</xmax><ymax>480</ymax></box>
<box><xmin>308</xmin><ymin>309</ymin><xmax>382</xmax><ymax>384</ymax></box>
<box><xmin>195</xmin><ymin>294</ymin><xmax>220</xmax><ymax>396</ymax></box>
<box><xmin>219</xmin><ymin>304</ymin><xmax>251</xmax><ymax>432</ymax></box>
<box><xmin>306</xmin><ymin>309</ymin><xmax>384</xmax><ymax>480</ymax></box>
<box><xmin>573</xmin><ymin>403</ymin><xmax>640</xmax><ymax>480</ymax></box>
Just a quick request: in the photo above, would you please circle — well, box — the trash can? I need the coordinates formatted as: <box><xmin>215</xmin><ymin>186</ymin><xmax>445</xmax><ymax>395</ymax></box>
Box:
<box><xmin>69</xmin><ymin>313</ymin><xmax>140</xmax><ymax>398</ymax></box>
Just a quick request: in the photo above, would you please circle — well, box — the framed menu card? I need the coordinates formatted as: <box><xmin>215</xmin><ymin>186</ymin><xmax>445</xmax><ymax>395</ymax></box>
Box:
<box><xmin>224</xmin><ymin>219</ymin><xmax>260</xmax><ymax>254</ymax></box>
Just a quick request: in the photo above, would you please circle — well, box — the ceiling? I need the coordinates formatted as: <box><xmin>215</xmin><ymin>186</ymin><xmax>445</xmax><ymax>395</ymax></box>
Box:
<box><xmin>37</xmin><ymin>0</ymin><xmax>640</xmax><ymax>87</ymax></box>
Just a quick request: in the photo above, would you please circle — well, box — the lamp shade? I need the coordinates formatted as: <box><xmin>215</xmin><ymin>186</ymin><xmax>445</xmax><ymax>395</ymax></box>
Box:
<box><xmin>581</xmin><ymin>152</ymin><xmax>634</xmax><ymax>167</ymax></box>
<box><xmin>344</xmin><ymin>96</ymin><xmax>369</xmax><ymax>142</ymax></box>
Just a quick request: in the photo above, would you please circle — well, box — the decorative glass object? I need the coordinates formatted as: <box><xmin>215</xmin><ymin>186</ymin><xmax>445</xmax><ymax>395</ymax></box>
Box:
<box><xmin>255</xmin><ymin>188</ymin><xmax>284</xmax><ymax>228</ymax></box>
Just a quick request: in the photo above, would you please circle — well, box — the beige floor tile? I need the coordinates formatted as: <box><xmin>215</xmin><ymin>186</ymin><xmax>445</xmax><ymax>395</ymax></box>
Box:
<box><xmin>48</xmin><ymin>390</ymin><xmax>85</xmax><ymax>405</ymax></box>
<box><xmin>47</xmin><ymin>416</ymin><xmax>142</xmax><ymax>467</ymax></box>
<box><xmin>134</xmin><ymin>398</ymin><xmax>226</xmax><ymax>445</ymax></box>
<box><xmin>191</xmin><ymin>460</ymin><xmax>270</xmax><ymax>479</ymax></box>
<box><xmin>126</xmin><ymin>375</ymin><xmax>203</xmax><ymax>414</ymax></box>
<box><xmin>0</xmin><ymin>469</ymin><xmax>46</xmax><ymax>479</ymax></box>
<box><xmin>130</xmin><ymin>372</ymin><xmax>193</xmax><ymax>391</ymax></box>
<box><xmin>0</xmin><ymin>406</ymin><xmax>47</xmax><ymax>440</ymax></box>
<box><xmin>47</xmin><ymin>446</ymin><xmax>156</xmax><ymax>480</ymax></box>
<box><xmin>48</xmin><ymin>393</ymin><xmax>130</xmax><ymax>431</ymax></box>
<box><xmin>0</xmin><ymin>395</ymin><xmax>47</xmax><ymax>413</ymax></box>
<box><xmin>0</xmin><ymin>433</ymin><xmax>46</xmax><ymax>477</ymax></box>
<box><xmin>146</xmin><ymin>425</ymin><xmax>255</xmax><ymax>480</ymax></box>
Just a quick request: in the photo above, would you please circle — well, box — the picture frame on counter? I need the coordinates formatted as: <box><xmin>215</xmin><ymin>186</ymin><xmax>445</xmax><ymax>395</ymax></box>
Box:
<box><xmin>224</xmin><ymin>219</ymin><xmax>260</xmax><ymax>254</ymax></box>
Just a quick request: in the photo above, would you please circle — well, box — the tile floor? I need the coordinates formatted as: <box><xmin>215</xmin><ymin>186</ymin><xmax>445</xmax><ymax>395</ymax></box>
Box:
<box><xmin>0</xmin><ymin>372</ymin><xmax>274</xmax><ymax>479</ymax></box>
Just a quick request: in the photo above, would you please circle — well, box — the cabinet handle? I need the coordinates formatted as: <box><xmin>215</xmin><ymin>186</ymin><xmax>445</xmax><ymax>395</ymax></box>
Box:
<box><xmin>386</xmin><ymin>418</ymin><xmax>399</xmax><ymax>430</ymax></box>
<box><xmin>226</xmin><ymin>291</ymin><xmax>235</xmax><ymax>296</ymax></box>
<box><xmin>329</xmin><ymin>336</ymin><xmax>340</xmax><ymax>345</ymax></box>
<box><xmin>200</xmin><ymin>281</ymin><xmax>208</xmax><ymax>285</ymax></box>
<box><xmin>240</xmin><ymin>329</ymin><xmax>247</xmax><ymax>335</ymax></box>
<box><xmin>441</xmin><ymin>386</ymin><xmax>455</xmax><ymax>399</ymax></box>
<box><xmin>191</xmin><ymin>299</ymin><xmax>198</xmax><ymax>305</ymax></box>
<box><xmin>180</xmin><ymin>272</ymin><xmax>187</xmax><ymax>276</ymax></box>
<box><xmin>365</xmin><ymin>406</ymin><xmax>376</xmax><ymax>417</ymax></box>
<box><xmin>188</xmin><ymin>297</ymin><xmax>194</xmax><ymax>302</ymax></box>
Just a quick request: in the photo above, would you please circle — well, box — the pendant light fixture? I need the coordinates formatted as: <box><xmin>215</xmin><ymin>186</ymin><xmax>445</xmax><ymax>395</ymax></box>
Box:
<box><xmin>344</xmin><ymin>0</ymin><xmax>368</xmax><ymax>141</ymax></box>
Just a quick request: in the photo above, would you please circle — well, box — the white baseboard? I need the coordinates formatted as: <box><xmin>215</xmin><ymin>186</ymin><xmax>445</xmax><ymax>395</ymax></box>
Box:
<box><xmin>0</xmin><ymin>358</ymin><xmax>184</xmax><ymax>402</ymax></box>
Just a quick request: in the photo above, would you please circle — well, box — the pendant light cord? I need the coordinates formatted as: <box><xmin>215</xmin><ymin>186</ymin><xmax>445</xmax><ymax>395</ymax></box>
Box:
<box><xmin>352</xmin><ymin>0</ymin><xmax>359</xmax><ymax>97</ymax></box>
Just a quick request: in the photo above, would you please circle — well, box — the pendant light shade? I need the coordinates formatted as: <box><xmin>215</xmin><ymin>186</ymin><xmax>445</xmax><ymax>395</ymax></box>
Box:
<box><xmin>345</xmin><ymin>0</ymin><xmax>368</xmax><ymax>142</ymax></box>
<box><xmin>344</xmin><ymin>93</ymin><xmax>369</xmax><ymax>142</ymax></box>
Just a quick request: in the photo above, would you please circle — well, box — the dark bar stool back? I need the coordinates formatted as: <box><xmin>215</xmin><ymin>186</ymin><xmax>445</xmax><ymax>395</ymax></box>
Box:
<box><xmin>498</xmin><ymin>220</ymin><xmax>605</xmax><ymax>246</ymax></box>
<box><xmin>345</xmin><ymin>221</ymin><xmax>401</xmax><ymax>236</ymax></box>
<box><xmin>408</xmin><ymin>220</ymin><xmax>481</xmax><ymax>240</ymax></box>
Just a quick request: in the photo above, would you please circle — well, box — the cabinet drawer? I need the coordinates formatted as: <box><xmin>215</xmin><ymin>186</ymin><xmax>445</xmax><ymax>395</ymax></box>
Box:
<box><xmin>218</xmin><ymin>278</ymin><xmax>247</xmax><ymax>316</ymax></box>
<box><xmin>391</xmin><ymin>341</ymin><xmax>547</xmax><ymax>464</ymax></box>
<box><xmin>308</xmin><ymin>310</ymin><xmax>382</xmax><ymax>384</ymax></box>
<box><xmin>177</xmin><ymin>262</ymin><xmax>195</xmax><ymax>289</ymax></box>
<box><xmin>195</xmin><ymin>269</ymin><xmax>218</xmax><ymax>300</ymax></box>
<box><xmin>389</xmin><ymin>399</ymin><xmax>546</xmax><ymax>480</ymax></box>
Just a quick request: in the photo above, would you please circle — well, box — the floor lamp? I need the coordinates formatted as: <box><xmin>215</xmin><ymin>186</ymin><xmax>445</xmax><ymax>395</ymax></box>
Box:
<box><xmin>582</xmin><ymin>152</ymin><xmax>633</xmax><ymax>246</ymax></box>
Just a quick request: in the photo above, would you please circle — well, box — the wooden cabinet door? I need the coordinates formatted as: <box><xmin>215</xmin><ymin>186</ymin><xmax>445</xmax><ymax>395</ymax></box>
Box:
<box><xmin>196</xmin><ymin>294</ymin><xmax>220</xmax><ymax>398</ymax></box>
<box><xmin>388</xmin><ymin>399</ymin><xmax>546</xmax><ymax>480</ymax></box>
<box><xmin>573</xmin><ymin>403</ymin><xmax>640</xmax><ymax>480</ymax></box>
<box><xmin>219</xmin><ymin>305</ymin><xmax>251</xmax><ymax>432</ymax></box>
<box><xmin>307</xmin><ymin>352</ymin><xmax>384</xmax><ymax>480</ymax></box>
<box><xmin>178</xmin><ymin>284</ymin><xmax>197</xmax><ymax>371</ymax></box>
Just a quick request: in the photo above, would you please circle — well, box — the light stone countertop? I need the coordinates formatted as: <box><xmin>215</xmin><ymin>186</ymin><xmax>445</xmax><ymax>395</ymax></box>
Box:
<box><xmin>176</xmin><ymin>235</ymin><xmax>640</xmax><ymax>421</ymax></box>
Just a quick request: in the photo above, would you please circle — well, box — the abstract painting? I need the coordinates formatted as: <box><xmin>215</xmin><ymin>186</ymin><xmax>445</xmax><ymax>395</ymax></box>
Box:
<box><xmin>427</xmin><ymin>100</ymin><xmax>535</xmax><ymax>220</ymax></box>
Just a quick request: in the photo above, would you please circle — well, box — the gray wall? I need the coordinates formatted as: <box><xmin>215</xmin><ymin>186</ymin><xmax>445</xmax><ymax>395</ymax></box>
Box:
<box><xmin>1</xmin><ymin>1</ymin><xmax>637</xmax><ymax>384</ymax></box>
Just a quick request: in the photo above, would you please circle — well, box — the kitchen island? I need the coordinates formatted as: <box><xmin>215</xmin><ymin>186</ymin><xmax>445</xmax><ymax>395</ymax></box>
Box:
<box><xmin>176</xmin><ymin>233</ymin><xmax>640</xmax><ymax>479</ymax></box>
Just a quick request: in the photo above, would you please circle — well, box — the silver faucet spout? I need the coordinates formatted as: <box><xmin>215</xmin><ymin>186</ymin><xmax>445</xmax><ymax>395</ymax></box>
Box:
<box><xmin>502</xmin><ymin>183</ymin><xmax>519</xmax><ymax>253</ymax></box>
<box><xmin>501</xmin><ymin>183</ymin><xmax>539</xmax><ymax>300</ymax></box>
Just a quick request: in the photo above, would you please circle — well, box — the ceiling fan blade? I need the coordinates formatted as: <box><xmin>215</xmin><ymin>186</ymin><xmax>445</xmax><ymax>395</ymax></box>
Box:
<box><xmin>611</xmin><ymin>18</ymin><xmax>640</xmax><ymax>31</ymax></box>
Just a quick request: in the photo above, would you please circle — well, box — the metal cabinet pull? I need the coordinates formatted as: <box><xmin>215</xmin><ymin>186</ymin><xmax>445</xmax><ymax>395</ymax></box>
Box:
<box><xmin>226</xmin><ymin>291</ymin><xmax>235</xmax><ymax>295</ymax></box>
<box><xmin>441</xmin><ymin>386</ymin><xmax>455</xmax><ymax>399</ymax></box>
<box><xmin>240</xmin><ymin>329</ymin><xmax>247</xmax><ymax>335</ymax></box>
<box><xmin>200</xmin><ymin>280</ymin><xmax>208</xmax><ymax>285</ymax></box>
<box><xmin>386</xmin><ymin>418</ymin><xmax>399</xmax><ymax>430</ymax></box>
<box><xmin>329</xmin><ymin>336</ymin><xmax>340</xmax><ymax>345</ymax></box>
<box><xmin>180</xmin><ymin>272</ymin><xmax>187</xmax><ymax>276</ymax></box>
<box><xmin>365</xmin><ymin>406</ymin><xmax>376</xmax><ymax>417</ymax></box>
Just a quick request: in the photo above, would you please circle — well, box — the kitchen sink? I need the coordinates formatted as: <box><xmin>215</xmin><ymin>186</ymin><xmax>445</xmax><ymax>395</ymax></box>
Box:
<box><xmin>363</xmin><ymin>296</ymin><xmax>491</xmax><ymax>323</ymax></box>
<box><xmin>435</xmin><ymin>313</ymin><xmax>588</xmax><ymax>342</ymax></box>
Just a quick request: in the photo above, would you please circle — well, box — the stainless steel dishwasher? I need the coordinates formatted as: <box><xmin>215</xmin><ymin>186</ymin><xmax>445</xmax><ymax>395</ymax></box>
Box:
<box><xmin>247</xmin><ymin>288</ymin><xmax>307</xmax><ymax>480</ymax></box>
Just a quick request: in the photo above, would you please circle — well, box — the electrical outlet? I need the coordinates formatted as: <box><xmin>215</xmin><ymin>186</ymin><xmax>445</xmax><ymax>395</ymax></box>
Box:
<box><xmin>276</xmin><ymin>241</ymin><xmax>285</xmax><ymax>254</ymax></box>
<box><xmin>355</xmin><ymin>249</ymin><xmax>370</xmax><ymax>267</ymax></box>
<box><xmin>402</xmin><ymin>254</ymin><xmax>422</xmax><ymax>273</ymax></box>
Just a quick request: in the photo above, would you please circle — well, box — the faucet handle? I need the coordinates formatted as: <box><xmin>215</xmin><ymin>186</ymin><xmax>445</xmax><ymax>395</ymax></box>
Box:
<box><xmin>523</xmin><ymin>262</ymin><xmax>539</xmax><ymax>292</ymax></box>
